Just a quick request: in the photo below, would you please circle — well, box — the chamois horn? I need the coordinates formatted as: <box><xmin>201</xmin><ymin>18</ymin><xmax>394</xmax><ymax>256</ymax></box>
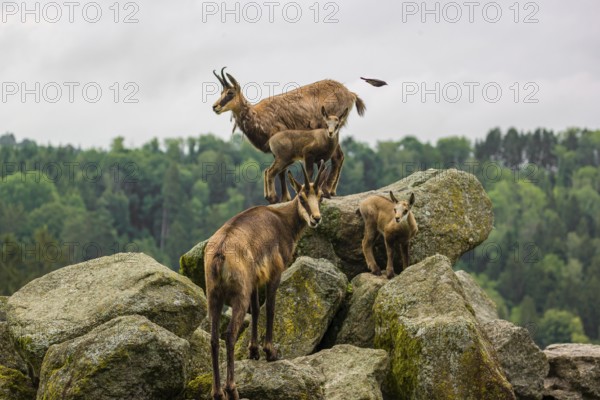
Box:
<box><xmin>213</xmin><ymin>67</ymin><xmax>230</xmax><ymax>88</ymax></box>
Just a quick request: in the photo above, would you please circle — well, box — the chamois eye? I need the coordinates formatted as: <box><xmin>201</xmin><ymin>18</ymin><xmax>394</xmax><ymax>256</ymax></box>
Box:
<box><xmin>403</xmin><ymin>210</ymin><xmax>408</xmax><ymax>215</ymax></box>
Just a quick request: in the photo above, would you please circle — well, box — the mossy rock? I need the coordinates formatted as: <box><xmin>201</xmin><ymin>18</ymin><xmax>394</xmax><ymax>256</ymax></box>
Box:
<box><xmin>180</xmin><ymin>241</ymin><xmax>207</xmax><ymax>291</ymax></box>
<box><xmin>7</xmin><ymin>253</ymin><xmax>206</xmax><ymax>378</ymax></box>
<box><xmin>0</xmin><ymin>321</ymin><xmax>28</xmax><ymax>375</ymax></box>
<box><xmin>235</xmin><ymin>257</ymin><xmax>347</xmax><ymax>360</ymax></box>
<box><xmin>0</xmin><ymin>365</ymin><xmax>36</xmax><ymax>400</ymax></box>
<box><xmin>373</xmin><ymin>255</ymin><xmax>515</xmax><ymax>399</ymax></box>
<box><xmin>0</xmin><ymin>296</ymin><xmax>8</xmax><ymax>322</ymax></box>
<box><xmin>37</xmin><ymin>315</ymin><xmax>189</xmax><ymax>400</ymax></box>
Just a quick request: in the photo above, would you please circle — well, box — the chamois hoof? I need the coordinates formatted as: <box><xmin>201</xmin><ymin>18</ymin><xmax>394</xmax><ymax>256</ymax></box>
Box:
<box><xmin>248</xmin><ymin>346</ymin><xmax>260</xmax><ymax>360</ymax></box>
<box><xmin>225</xmin><ymin>385</ymin><xmax>239</xmax><ymax>400</ymax></box>
<box><xmin>322</xmin><ymin>189</ymin><xmax>332</xmax><ymax>199</ymax></box>
<box><xmin>265</xmin><ymin>194</ymin><xmax>279</xmax><ymax>204</ymax></box>
<box><xmin>371</xmin><ymin>269</ymin><xmax>382</xmax><ymax>276</ymax></box>
<box><xmin>386</xmin><ymin>271</ymin><xmax>396</xmax><ymax>280</ymax></box>
<box><xmin>212</xmin><ymin>388</ymin><xmax>226</xmax><ymax>400</ymax></box>
<box><xmin>264</xmin><ymin>346</ymin><xmax>280</xmax><ymax>362</ymax></box>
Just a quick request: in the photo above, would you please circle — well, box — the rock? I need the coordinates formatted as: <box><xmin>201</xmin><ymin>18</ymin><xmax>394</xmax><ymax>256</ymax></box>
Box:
<box><xmin>0</xmin><ymin>321</ymin><xmax>28</xmax><ymax>374</ymax></box>
<box><xmin>483</xmin><ymin>319</ymin><xmax>548</xmax><ymax>400</ymax></box>
<box><xmin>235</xmin><ymin>257</ymin><xmax>348</xmax><ymax>360</ymax></box>
<box><xmin>186</xmin><ymin>359</ymin><xmax>325</xmax><ymax>400</ymax></box>
<box><xmin>0</xmin><ymin>296</ymin><xmax>7</xmax><ymax>321</ymax></box>
<box><xmin>335</xmin><ymin>273</ymin><xmax>387</xmax><ymax>348</ymax></box>
<box><xmin>6</xmin><ymin>253</ymin><xmax>206</xmax><ymax>377</ymax></box>
<box><xmin>180</xmin><ymin>169</ymin><xmax>494</xmax><ymax>284</ymax></box>
<box><xmin>0</xmin><ymin>365</ymin><xmax>36</xmax><ymax>400</ymax></box>
<box><xmin>188</xmin><ymin>327</ymin><xmax>225</xmax><ymax>379</ymax></box>
<box><xmin>37</xmin><ymin>315</ymin><xmax>190</xmax><ymax>400</ymax></box>
<box><xmin>455</xmin><ymin>270</ymin><xmax>499</xmax><ymax>323</ymax></box>
<box><xmin>373</xmin><ymin>254</ymin><xmax>515</xmax><ymax>399</ymax></box>
<box><xmin>295</xmin><ymin>344</ymin><xmax>388</xmax><ymax>400</ymax></box>
<box><xmin>544</xmin><ymin>343</ymin><xmax>600</xmax><ymax>399</ymax></box>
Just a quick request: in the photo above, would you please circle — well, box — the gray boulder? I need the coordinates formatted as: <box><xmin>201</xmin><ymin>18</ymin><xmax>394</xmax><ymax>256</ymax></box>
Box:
<box><xmin>0</xmin><ymin>321</ymin><xmax>28</xmax><ymax>374</ymax></box>
<box><xmin>295</xmin><ymin>344</ymin><xmax>389</xmax><ymax>400</ymax></box>
<box><xmin>335</xmin><ymin>273</ymin><xmax>387</xmax><ymax>348</ymax></box>
<box><xmin>0</xmin><ymin>365</ymin><xmax>36</xmax><ymax>400</ymax></box>
<box><xmin>6</xmin><ymin>253</ymin><xmax>206</xmax><ymax>377</ymax></box>
<box><xmin>0</xmin><ymin>296</ymin><xmax>7</xmax><ymax>321</ymax></box>
<box><xmin>37</xmin><ymin>315</ymin><xmax>190</xmax><ymax>400</ymax></box>
<box><xmin>374</xmin><ymin>254</ymin><xmax>515</xmax><ymax>399</ymax></box>
<box><xmin>544</xmin><ymin>343</ymin><xmax>600</xmax><ymax>399</ymax></box>
<box><xmin>180</xmin><ymin>169</ymin><xmax>494</xmax><ymax>283</ymax></box>
<box><xmin>483</xmin><ymin>319</ymin><xmax>548</xmax><ymax>400</ymax></box>
<box><xmin>455</xmin><ymin>270</ymin><xmax>499</xmax><ymax>323</ymax></box>
<box><xmin>235</xmin><ymin>257</ymin><xmax>348</xmax><ymax>360</ymax></box>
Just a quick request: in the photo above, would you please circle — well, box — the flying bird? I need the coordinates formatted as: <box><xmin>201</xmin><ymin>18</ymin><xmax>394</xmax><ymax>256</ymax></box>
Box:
<box><xmin>361</xmin><ymin>77</ymin><xmax>388</xmax><ymax>87</ymax></box>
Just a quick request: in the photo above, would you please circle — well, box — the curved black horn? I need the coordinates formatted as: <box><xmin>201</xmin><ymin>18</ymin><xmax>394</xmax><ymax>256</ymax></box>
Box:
<box><xmin>213</xmin><ymin>69</ymin><xmax>225</xmax><ymax>87</ymax></box>
<box><xmin>300</xmin><ymin>162</ymin><xmax>311</xmax><ymax>186</ymax></box>
<box><xmin>314</xmin><ymin>160</ymin><xmax>326</xmax><ymax>186</ymax></box>
<box><xmin>220</xmin><ymin>67</ymin><xmax>230</xmax><ymax>88</ymax></box>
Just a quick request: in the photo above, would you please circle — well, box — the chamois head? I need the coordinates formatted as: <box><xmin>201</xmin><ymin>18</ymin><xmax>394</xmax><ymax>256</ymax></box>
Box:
<box><xmin>212</xmin><ymin>67</ymin><xmax>242</xmax><ymax>114</ymax></box>
<box><xmin>321</xmin><ymin>106</ymin><xmax>349</xmax><ymax>138</ymax></box>
<box><xmin>287</xmin><ymin>161</ymin><xmax>328</xmax><ymax>228</ymax></box>
<box><xmin>390</xmin><ymin>191</ymin><xmax>415</xmax><ymax>223</ymax></box>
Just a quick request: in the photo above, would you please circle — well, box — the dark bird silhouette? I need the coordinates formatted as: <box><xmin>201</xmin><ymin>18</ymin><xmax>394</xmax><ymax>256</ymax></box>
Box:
<box><xmin>361</xmin><ymin>77</ymin><xmax>388</xmax><ymax>87</ymax></box>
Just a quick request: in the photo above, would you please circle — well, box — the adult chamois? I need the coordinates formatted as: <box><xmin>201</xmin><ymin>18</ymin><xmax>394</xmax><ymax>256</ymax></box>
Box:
<box><xmin>204</xmin><ymin>161</ymin><xmax>328</xmax><ymax>400</ymax></box>
<box><xmin>212</xmin><ymin>67</ymin><xmax>365</xmax><ymax>203</ymax></box>
<box><xmin>357</xmin><ymin>191</ymin><xmax>418</xmax><ymax>279</ymax></box>
<box><xmin>264</xmin><ymin>106</ymin><xmax>349</xmax><ymax>203</ymax></box>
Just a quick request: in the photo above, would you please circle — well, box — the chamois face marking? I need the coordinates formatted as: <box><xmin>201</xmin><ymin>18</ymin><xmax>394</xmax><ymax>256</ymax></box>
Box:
<box><xmin>321</xmin><ymin>106</ymin><xmax>349</xmax><ymax>137</ymax></box>
<box><xmin>212</xmin><ymin>67</ymin><xmax>241</xmax><ymax>114</ymax></box>
<box><xmin>288</xmin><ymin>162</ymin><xmax>327</xmax><ymax>228</ymax></box>
<box><xmin>390</xmin><ymin>191</ymin><xmax>415</xmax><ymax>223</ymax></box>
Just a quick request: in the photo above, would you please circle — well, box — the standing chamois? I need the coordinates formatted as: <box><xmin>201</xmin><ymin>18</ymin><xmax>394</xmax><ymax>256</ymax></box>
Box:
<box><xmin>357</xmin><ymin>191</ymin><xmax>418</xmax><ymax>279</ymax></box>
<box><xmin>264</xmin><ymin>106</ymin><xmax>349</xmax><ymax>203</ymax></box>
<box><xmin>212</xmin><ymin>67</ymin><xmax>365</xmax><ymax>202</ymax></box>
<box><xmin>204</xmin><ymin>162</ymin><xmax>328</xmax><ymax>400</ymax></box>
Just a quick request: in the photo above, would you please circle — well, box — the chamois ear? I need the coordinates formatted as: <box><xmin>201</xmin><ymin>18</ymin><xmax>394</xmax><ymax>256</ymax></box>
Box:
<box><xmin>321</xmin><ymin>106</ymin><xmax>327</xmax><ymax>118</ymax></box>
<box><xmin>340</xmin><ymin>108</ymin><xmax>349</xmax><ymax>121</ymax></box>
<box><xmin>389</xmin><ymin>190</ymin><xmax>399</xmax><ymax>203</ymax></box>
<box><xmin>288</xmin><ymin>170</ymin><xmax>303</xmax><ymax>195</ymax></box>
<box><xmin>409</xmin><ymin>192</ymin><xmax>415</xmax><ymax>207</ymax></box>
<box><xmin>225</xmin><ymin>73</ymin><xmax>241</xmax><ymax>91</ymax></box>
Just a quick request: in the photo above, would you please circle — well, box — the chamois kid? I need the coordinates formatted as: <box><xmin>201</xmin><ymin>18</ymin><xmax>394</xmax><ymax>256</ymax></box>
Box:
<box><xmin>204</xmin><ymin>162</ymin><xmax>328</xmax><ymax>400</ymax></box>
<box><xmin>358</xmin><ymin>191</ymin><xmax>418</xmax><ymax>279</ymax></box>
<box><xmin>212</xmin><ymin>67</ymin><xmax>365</xmax><ymax>201</ymax></box>
<box><xmin>264</xmin><ymin>106</ymin><xmax>349</xmax><ymax>203</ymax></box>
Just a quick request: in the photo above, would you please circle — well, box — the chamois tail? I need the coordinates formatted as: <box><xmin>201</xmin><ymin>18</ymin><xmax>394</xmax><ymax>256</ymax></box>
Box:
<box><xmin>353</xmin><ymin>94</ymin><xmax>366</xmax><ymax>116</ymax></box>
<box><xmin>209</xmin><ymin>242</ymin><xmax>226</xmax><ymax>279</ymax></box>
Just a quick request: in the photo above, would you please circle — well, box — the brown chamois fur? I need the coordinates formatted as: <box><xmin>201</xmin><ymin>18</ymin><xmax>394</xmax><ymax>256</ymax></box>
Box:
<box><xmin>264</xmin><ymin>106</ymin><xmax>349</xmax><ymax>203</ymax></box>
<box><xmin>357</xmin><ymin>191</ymin><xmax>418</xmax><ymax>279</ymax></box>
<box><xmin>212</xmin><ymin>67</ymin><xmax>365</xmax><ymax>201</ymax></box>
<box><xmin>204</xmin><ymin>162</ymin><xmax>328</xmax><ymax>400</ymax></box>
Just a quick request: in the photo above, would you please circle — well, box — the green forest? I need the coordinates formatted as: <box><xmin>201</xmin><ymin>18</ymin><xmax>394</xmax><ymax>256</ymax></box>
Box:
<box><xmin>1</xmin><ymin>127</ymin><xmax>599</xmax><ymax>348</ymax></box>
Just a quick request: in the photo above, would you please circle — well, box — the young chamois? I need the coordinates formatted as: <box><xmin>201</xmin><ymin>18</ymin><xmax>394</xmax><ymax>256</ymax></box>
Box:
<box><xmin>358</xmin><ymin>191</ymin><xmax>418</xmax><ymax>279</ymax></box>
<box><xmin>212</xmin><ymin>67</ymin><xmax>365</xmax><ymax>202</ymax></box>
<box><xmin>264</xmin><ymin>106</ymin><xmax>349</xmax><ymax>203</ymax></box>
<box><xmin>204</xmin><ymin>161</ymin><xmax>328</xmax><ymax>400</ymax></box>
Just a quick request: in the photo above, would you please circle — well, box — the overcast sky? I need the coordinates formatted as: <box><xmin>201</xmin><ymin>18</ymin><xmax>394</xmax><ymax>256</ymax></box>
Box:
<box><xmin>1</xmin><ymin>0</ymin><xmax>599</xmax><ymax>149</ymax></box>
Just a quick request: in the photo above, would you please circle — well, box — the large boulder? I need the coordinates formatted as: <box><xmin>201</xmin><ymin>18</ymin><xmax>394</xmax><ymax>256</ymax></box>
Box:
<box><xmin>544</xmin><ymin>343</ymin><xmax>600</xmax><ymax>399</ymax></box>
<box><xmin>0</xmin><ymin>365</ymin><xmax>36</xmax><ymax>400</ymax></box>
<box><xmin>0</xmin><ymin>321</ymin><xmax>28</xmax><ymax>374</ymax></box>
<box><xmin>6</xmin><ymin>253</ymin><xmax>206</xmax><ymax>377</ymax></box>
<box><xmin>0</xmin><ymin>296</ymin><xmax>7</xmax><ymax>321</ymax></box>
<box><xmin>295</xmin><ymin>345</ymin><xmax>389</xmax><ymax>400</ymax></box>
<box><xmin>235</xmin><ymin>257</ymin><xmax>348</xmax><ymax>360</ymax></box>
<box><xmin>37</xmin><ymin>315</ymin><xmax>190</xmax><ymax>400</ymax></box>
<box><xmin>373</xmin><ymin>254</ymin><xmax>515</xmax><ymax>399</ymax></box>
<box><xmin>186</xmin><ymin>359</ymin><xmax>325</xmax><ymax>400</ymax></box>
<box><xmin>455</xmin><ymin>271</ymin><xmax>548</xmax><ymax>399</ymax></box>
<box><xmin>180</xmin><ymin>169</ymin><xmax>494</xmax><ymax>284</ymax></box>
<box><xmin>483</xmin><ymin>319</ymin><xmax>548</xmax><ymax>400</ymax></box>
<box><xmin>334</xmin><ymin>273</ymin><xmax>387</xmax><ymax>348</ymax></box>
<box><xmin>455</xmin><ymin>270</ymin><xmax>499</xmax><ymax>323</ymax></box>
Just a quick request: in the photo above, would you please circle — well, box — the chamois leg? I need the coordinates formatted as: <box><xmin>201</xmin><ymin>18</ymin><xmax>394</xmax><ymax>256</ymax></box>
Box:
<box><xmin>400</xmin><ymin>241</ymin><xmax>410</xmax><ymax>272</ymax></box>
<box><xmin>265</xmin><ymin>159</ymin><xmax>289</xmax><ymax>204</ymax></box>
<box><xmin>279</xmin><ymin>171</ymin><xmax>291</xmax><ymax>202</ymax></box>
<box><xmin>263</xmin><ymin>275</ymin><xmax>281</xmax><ymax>361</ymax></box>
<box><xmin>385</xmin><ymin>236</ymin><xmax>396</xmax><ymax>279</ymax></box>
<box><xmin>248</xmin><ymin>288</ymin><xmax>260</xmax><ymax>360</ymax></box>
<box><xmin>362</xmin><ymin>223</ymin><xmax>381</xmax><ymax>275</ymax></box>
<box><xmin>325</xmin><ymin>145</ymin><xmax>344</xmax><ymax>196</ymax></box>
<box><xmin>209</xmin><ymin>295</ymin><xmax>226</xmax><ymax>400</ymax></box>
<box><xmin>224</xmin><ymin>296</ymin><xmax>250</xmax><ymax>400</ymax></box>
